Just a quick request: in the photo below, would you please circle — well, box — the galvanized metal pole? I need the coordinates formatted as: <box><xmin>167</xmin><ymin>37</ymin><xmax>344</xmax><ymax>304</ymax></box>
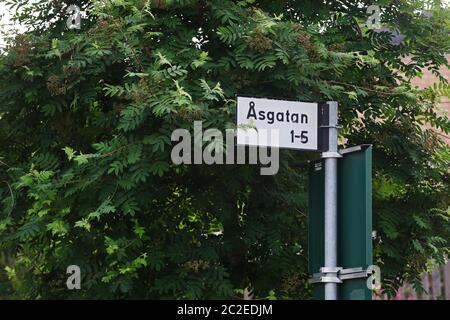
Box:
<box><xmin>323</xmin><ymin>101</ymin><xmax>339</xmax><ymax>300</ymax></box>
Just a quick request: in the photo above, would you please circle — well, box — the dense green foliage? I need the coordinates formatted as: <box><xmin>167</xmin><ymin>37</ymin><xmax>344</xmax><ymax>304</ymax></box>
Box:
<box><xmin>0</xmin><ymin>0</ymin><xmax>449</xmax><ymax>299</ymax></box>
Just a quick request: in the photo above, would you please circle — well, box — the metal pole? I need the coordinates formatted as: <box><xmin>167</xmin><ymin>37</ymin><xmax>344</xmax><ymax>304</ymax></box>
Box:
<box><xmin>323</xmin><ymin>101</ymin><xmax>339</xmax><ymax>300</ymax></box>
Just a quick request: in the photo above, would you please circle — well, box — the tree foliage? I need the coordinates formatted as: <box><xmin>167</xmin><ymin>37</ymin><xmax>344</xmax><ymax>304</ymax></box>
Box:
<box><xmin>0</xmin><ymin>0</ymin><xmax>449</xmax><ymax>299</ymax></box>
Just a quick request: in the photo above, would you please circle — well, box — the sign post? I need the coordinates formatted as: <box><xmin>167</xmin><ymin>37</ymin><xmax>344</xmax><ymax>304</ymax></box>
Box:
<box><xmin>308</xmin><ymin>145</ymin><xmax>373</xmax><ymax>300</ymax></box>
<box><xmin>236</xmin><ymin>96</ymin><xmax>372</xmax><ymax>300</ymax></box>
<box><xmin>321</xmin><ymin>101</ymin><xmax>340</xmax><ymax>300</ymax></box>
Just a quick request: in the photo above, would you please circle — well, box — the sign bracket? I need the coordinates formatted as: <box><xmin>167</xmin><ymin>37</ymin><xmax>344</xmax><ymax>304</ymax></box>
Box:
<box><xmin>322</xmin><ymin>152</ymin><xmax>343</xmax><ymax>159</ymax></box>
<box><xmin>309</xmin><ymin>267</ymin><xmax>373</xmax><ymax>284</ymax></box>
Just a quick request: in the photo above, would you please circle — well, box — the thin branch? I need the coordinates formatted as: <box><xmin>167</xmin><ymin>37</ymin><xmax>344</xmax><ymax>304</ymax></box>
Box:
<box><xmin>2</xmin><ymin>181</ymin><xmax>14</xmax><ymax>217</ymax></box>
<box><xmin>326</xmin><ymin>80</ymin><xmax>400</xmax><ymax>96</ymax></box>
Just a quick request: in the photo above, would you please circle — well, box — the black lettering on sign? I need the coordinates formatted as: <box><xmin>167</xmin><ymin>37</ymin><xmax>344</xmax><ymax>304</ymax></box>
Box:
<box><xmin>291</xmin><ymin>130</ymin><xmax>309</xmax><ymax>144</ymax></box>
<box><xmin>247</xmin><ymin>101</ymin><xmax>308</xmax><ymax>124</ymax></box>
<box><xmin>247</xmin><ymin>101</ymin><xmax>257</xmax><ymax>119</ymax></box>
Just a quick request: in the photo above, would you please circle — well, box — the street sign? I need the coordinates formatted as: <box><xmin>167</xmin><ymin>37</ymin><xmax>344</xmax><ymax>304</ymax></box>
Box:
<box><xmin>309</xmin><ymin>145</ymin><xmax>373</xmax><ymax>300</ymax></box>
<box><xmin>235</xmin><ymin>96</ymin><xmax>350</xmax><ymax>300</ymax></box>
<box><xmin>338</xmin><ymin>145</ymin><xmax>373</xmax><ymax>300</ymax></box>
<box><xmin>236</xmin><ymin>96</ymin><xmax>320</xmax><ymax>151</ymax></box>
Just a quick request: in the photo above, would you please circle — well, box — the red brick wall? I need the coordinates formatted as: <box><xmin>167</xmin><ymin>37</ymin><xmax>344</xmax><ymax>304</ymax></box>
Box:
<box><xmin>406</xmin><ymin>55</ymin><xmax>450</xmax><ymax>143</ymax></box>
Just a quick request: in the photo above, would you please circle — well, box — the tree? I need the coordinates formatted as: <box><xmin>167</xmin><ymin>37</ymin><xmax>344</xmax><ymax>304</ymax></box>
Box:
<box><xmin>0</xmin><ymin>0</ymin><xmax>449</xmax><ymax>299</ymax></box>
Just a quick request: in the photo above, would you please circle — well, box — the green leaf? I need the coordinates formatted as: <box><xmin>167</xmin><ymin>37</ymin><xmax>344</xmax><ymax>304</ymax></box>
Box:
<box><xmin>46</xmin><ymin>220</ymin><xmax>69</xmax><ymax>236</ymax></box>
<box><xmin>63</xmin><ymin>147</ymin><xmax>76</xmax><ymax>161</ymax></box>
<box><xmin>149</xmin><ymin>161</ymin><xmax>170</xmax><ymax>177</ymax></box>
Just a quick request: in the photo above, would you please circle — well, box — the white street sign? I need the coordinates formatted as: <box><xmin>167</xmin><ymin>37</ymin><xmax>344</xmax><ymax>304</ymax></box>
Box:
<box><xmin>236</xmin><ymin>96</ymin><xmax>319</xmax><ymax>151</ymax></box>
